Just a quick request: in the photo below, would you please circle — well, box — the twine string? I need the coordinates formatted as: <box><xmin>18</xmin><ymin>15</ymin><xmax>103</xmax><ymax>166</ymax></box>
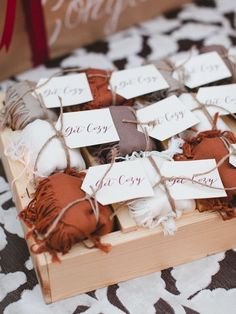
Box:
<box><xmin>153</xmin><ymin>149</ymin><xmax>236</xmax><ymax>192</ymax></box>
<box><xmin>122</xmin><ymin>106</ymin><xmax>153</xmax><ymax>151</ymax></box>
<box><xmin>2</xmin><ymin>67</ymin><xmax>113</xmax><ymax>124</ymax></box>
<box><xmin>190</xmin><ymin>93</ymin><xmax>236</xmax><ymax>130</ymax></box>
<box><xmin>109</xmin><ymin>138</ymin><xmax>236</xmax><ymax>221</ymax></box>
<box><xmin>89</xmin><ymin>148</ymin><xmax>117</xmax><ymax>222</ymax></box>
<box><xmin>32</xmin><ymin>94</ymin><xmax>71</xmax><ymax>185</ymax></box>
<box><xmin>40</xmin><ymin>148</ymin><xmax>117</xmax><ymax>241</ymax></box>
<box><xmin>155</xmin><ymin>45</ymin><xmax>196</xmax><ymax>86</ymax></box>
<box><xmin>148</xmin><ymin>156</ymin><xmax>177</xmax><ymax>213</ymax></box>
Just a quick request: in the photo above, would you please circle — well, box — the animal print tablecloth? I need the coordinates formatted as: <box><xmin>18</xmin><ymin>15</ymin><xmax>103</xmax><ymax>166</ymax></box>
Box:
<box><xmin>1</xmin><ymin>1</ymin><xmax>236</xmax><ymax>313</ymax></box>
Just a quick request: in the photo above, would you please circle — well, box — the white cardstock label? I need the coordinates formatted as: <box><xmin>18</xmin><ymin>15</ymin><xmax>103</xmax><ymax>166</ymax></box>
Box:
<box><xmin>36</xmin><ymin>73</ymin><xmax>93</xmax><ymax>108</ymax></box>
<box><xmin>197</xmin><ymin>84</ymin><xmax>236</xmax><ymax>116</ymax></box>
<box><xmin>136</xmin><ymin>95</ymin><xmax>199</xmax><ymax>141</ymax></box>
<box><xmin>56</xmin><ymin>108</ymin><xmax>120</xmax><ymax>148</ymax></box>
<box><xmin>109</xmin><ymin>64</ymin><xmax>169</xmax><ymax>99</ymax></box>
<box><xmin>82</xmin><ymin>160</ymin><xmax>154</xmax><ymax>205</ymax></box>
<box><xmin>229</xmin><ymin>144</ymin><xmax>236</xmax><ymax>167</ymax></box>
<box><xmin>160</xmin><ymin>159</ymin><xmax>227</xmax><ymax>200</ymax></box>
<box><xmin>173</xmin><ymin>51</ymin><xmax>232</xmax><ymax>89</ymax></box>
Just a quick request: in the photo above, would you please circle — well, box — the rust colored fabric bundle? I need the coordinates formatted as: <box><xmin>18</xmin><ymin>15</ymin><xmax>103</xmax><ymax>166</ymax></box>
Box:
<box><xmin>89</xmin><ymin>106</ymin><xmax>159</xmax><ymax>163</ymax></box>
<box><xmin>199</xmin><ymin>45</ymin><xmax>236</xmax><ymax>83</ymax></box>
<box><xmin>174</xmin><ymin>130</ymin><xmax>236</xmax><ymax>219</ymax></box>
<box><xmin>20</xmin><ymin>171</ymin><xmax>114</xmax><ymax>261</ymax></box>
<box><xmin>65</xmin><ymin>68</ymin><xmax>133</xmax><ymax>112</ymax></box>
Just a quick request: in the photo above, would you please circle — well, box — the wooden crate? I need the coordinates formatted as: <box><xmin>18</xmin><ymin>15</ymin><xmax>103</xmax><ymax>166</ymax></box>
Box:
<box><xmin>1</xmin><ymin>92</ymin><xmax>236</xmax><ymax>303</ymax></box>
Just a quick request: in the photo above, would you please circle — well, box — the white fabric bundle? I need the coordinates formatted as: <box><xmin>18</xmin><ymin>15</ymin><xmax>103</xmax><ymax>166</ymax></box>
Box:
<box><xmin>129</xmin><ymin>186</ymin><xmax>195</xmax><ymax>234</ymax></box>
<box><xmin>124</xmin><ymin>138</ymin><xmax>196</xmax><ymax>234</ymax></box>
<box><xmin>5</xmin><ymin>119</ymin><xmax>86</xmax><ymax>178</ymax></box>
<box><xmin>179</xmin><ymin>93</ymin><xmax>229</xmax><ymax>139</ymax></box>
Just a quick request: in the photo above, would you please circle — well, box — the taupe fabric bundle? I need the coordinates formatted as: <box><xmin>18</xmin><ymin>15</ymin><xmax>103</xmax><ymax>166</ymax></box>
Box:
<box><xmin>1</xmin><ymin>81</ymin><xmax>57</xmax><ymax>130</ymax></box>
<box><xmin>89</xmin><ymin>106</ymin><xmax>159</xmax><ymax>163</ymax></box>
<box><xmin>145</xmin><ymin>59</ymin><xmax>186</xmax><ymax>102</ymax></box>
<box><xmin>199</xmin><ymin>45</ymin><xmax>236</xmax><ymax>83</ymax></box>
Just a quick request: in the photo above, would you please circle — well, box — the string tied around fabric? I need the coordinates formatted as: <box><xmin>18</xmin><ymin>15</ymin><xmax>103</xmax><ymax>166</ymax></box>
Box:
<box><xmin>4</xmin><ymin>93</ymin><xmax>72</xmax><ymax>189</ymax></box>
<box><xmin>154</xmin><ymin>45</ymin><xmax>197</xmax><ymax>86</ymax></box>
<box><xmin>153</xmin><ymin>148</ymin><xmax>236</xmax><ymax>193</ymax></box>
<box><xmin>110</xmin><ymin>151</ymin><xmax>236</xmax><ymax>220</ymax></box>
<box><xmin>1</xmin><ymin>67</ymin><xmax>118</xmax><ymax>124</ymax></box>
<box><xmin>27</xmin><ymin>148</ymin><xmax>117</xmax><ymax>250</ymax></box>
<box><xmin>31</xmin><ymin>94</ymin><xmax>71</xmax><ymax>186</ymax></box>
<box><xmin>121</xmin><ymin>106</ymin><xmax>154</xmax><ymax>152</ymax></box>
<box><xmin>190</xmin><ymin>93</ymin><xmax>236</xmax><ymax>131</ymax></box>
<box><xmin>148</xmin><ymin>155</ymin><xmax>177</xmax><ymax>214</ymax></box>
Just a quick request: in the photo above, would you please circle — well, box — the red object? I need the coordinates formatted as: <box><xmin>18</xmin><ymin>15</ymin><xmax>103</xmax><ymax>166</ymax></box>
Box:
<box><xmin>0</xmin><ymin>0</ymin><xmax>49</xmax><ymax>66</ymax></box>
<box><xmin>0</xmin><ymin>0</ymin><xmax>17</xmax><ymax>51</ymax></box>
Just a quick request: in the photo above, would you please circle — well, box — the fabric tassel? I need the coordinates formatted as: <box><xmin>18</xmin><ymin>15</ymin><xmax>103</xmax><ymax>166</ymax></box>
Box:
<box><xmin>20</xmin><ymin>171</ymin><xmax>114</xmax><ymax>262</ymax></box>
<box><xmin>5</xmin><ymin>119</ymin><xmax>86</xmax><ymax>178</ymax></box>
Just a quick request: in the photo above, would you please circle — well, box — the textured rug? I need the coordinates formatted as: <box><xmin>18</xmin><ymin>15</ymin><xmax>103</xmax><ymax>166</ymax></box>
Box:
<box><xmin>1</xmin><ymin>1</ymin><xmax>236</xmax><ymax>313</ymax></box>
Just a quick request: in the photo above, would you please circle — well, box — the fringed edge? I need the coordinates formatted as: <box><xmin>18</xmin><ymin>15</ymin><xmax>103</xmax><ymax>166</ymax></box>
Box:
<box><xmin>19</xmin><ymin>176</ymin><xmax>60</xmax><ymax>233</ymax></box>
<box><xmin>31</xmin><ymin>242</ymin><xmax>61</xmax><ymax>263</ymax></box>
<box><xmin>128</xmin><ymin>201</ymin><xmax>177</xmax><ymax>235</ymax></box>
<box><xmin>197</xmin><ymin>198</ymin><xmax>236</xmax><ymax>220</ymax></box>
<box><xmin>88</xmin><ymin>235</ymin><xmax>112</xmax><ymax>253</ymax></box>
<box><xmin>20</xmin><ymin>170</ymin><xmax>112</xmax><ymax>262</ymax></box>
<box><xmin>175</xmin><ymin>129</ymin><xmax>236</xmax><ymax>160</ymax></box>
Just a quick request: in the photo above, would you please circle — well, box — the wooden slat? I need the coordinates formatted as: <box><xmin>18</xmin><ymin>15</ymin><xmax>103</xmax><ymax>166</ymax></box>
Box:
<box><xmin>112</xmin><ymin>203</ymin><xmax>138</xmax><ymax>233</ymax></box>
<box><xmin>0</xmin><ymin>97</ymin><xmax>52</xmax><ymax>303</ymax></box>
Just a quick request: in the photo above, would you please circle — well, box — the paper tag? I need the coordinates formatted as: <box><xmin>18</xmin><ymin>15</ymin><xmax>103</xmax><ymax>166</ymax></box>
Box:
<box><xmin>173</xmin><ymin>52</ymin><xmax>232</xmax><ymax>89</ymax></box>
<box><xmin>109</xmin><ymin>64</ymin><xmax>169</xmax><ymax>99</ymax></box>
<box><xmin>136</xmin><ymin>95</ymin><xmax>199</xmax><ymax>141</ymax></box>
<box><xmin>36</xmin><ymin>73</ymin><xmax>93</xmax><ymax>108</ymax></box>
<box><xmin>56</xmin><ymin>108</ymin><xmax>120</xmax><ymax>148</ymax></box>
<box><xmin>197</xmin><ymin>84</ymin><xmax>236</xmax><ymax>116</ymax></box>
<box><xmin>160</xmin><ymin>159</ymin><xmax>227</xmax><ymax>200</ymax></box>
<box><xmin>229</xmin><ymin>144</ymin><xmax>236</xmax><ymax>167</ymax></box>
<box><xmin>81</xmin><ymin>160</ymin><xmax>154</xmax><ymax>205</ymax></box>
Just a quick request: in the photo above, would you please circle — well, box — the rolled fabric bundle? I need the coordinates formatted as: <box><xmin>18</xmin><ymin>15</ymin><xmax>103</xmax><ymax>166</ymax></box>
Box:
<box><xmin>126</xmin><ymin>148</ymin><xmax>196</xmax><ymax>234</ymax></box>
<box><xmin>148</xmin><ymin>59</ymin><xmax>187</xmax><ymax>101</ymax></box>
<box><xmin>199</xmin><ymin>45</ymin><xmax>236</xmax><ymax>83</ymax></box>
<box><xmin>129</xmin><ymin>186</ymin><xmax>195</xmax><ymax>234</ymax></box>
<box><xmin>20</xmin><ymin>171</ymin><xmax>114</xmax><ymax>262</ymax></box>
<box><xmin>1</xmin><ymin>81</ymin><xmax>57</xmax><ymax>130</ymax></box>
<box><xmin>89</xmin><ymin>106</ymin><xmax>159</xmax><ymax>163</ymax></box>
<box><xmin>5</xmin><ymin>119</ymin><xmax>86</xmax><ymax>178</ymax></box>
<box><xmin>64</xmin><ymin>68</ymin><xmax>134</xmax><ymax>112</ymax></box>
<box><xmin>174</xmin><ymin>129</ymin><xmax>236</xmax><ymax>219</ymax></box>
<box><xmin>178</xmin><ymin>93</ymin><xmax>230</xmax><ymax>140</ymax></box>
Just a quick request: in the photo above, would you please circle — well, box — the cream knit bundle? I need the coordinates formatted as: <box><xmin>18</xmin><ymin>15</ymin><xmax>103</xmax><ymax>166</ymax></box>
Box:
<box><xmin>5</xmin><ymin>119</ymin><xmax>86</xmax><ymax>178</ymax></box>
<box><xmin>124</xmin><ymin>138</ymin><xmax>196</xmax><ymax>234</ymax></box>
